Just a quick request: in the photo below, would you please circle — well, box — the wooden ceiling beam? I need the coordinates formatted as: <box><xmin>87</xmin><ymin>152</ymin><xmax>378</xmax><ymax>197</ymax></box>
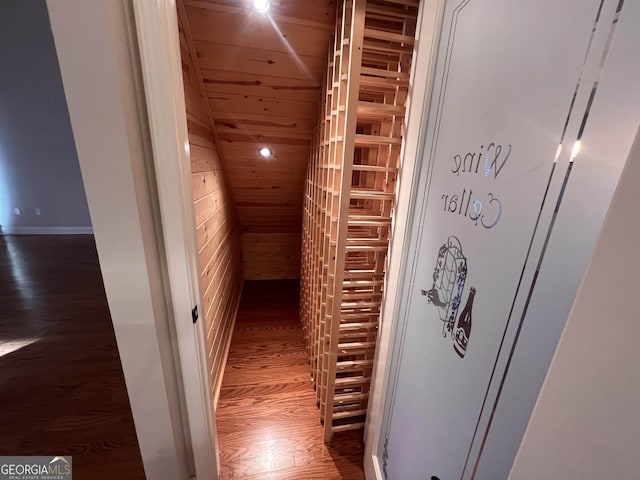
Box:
<box><xmin>185</xmin><ymin>5</ymin><xmax>332</xmax><ymax>57</ymax></box>
<box><xmin>212</xmin><ymin>111</ymin><xmax>317</xmax><ymax>130</ymax></box>
<box><xmin>196</xmin><ymin>43</ymin><xmax>325</xmax><ymax>81</ymax></box>
<box><xmin>207</xmin><ymin>92</ymin><xmax>317</xmax><ymax>119</ymax></box>
<box><xmin>201</xmin><ymin>71</ymin><xmax>322</xmax><ymax>102</ymax></box>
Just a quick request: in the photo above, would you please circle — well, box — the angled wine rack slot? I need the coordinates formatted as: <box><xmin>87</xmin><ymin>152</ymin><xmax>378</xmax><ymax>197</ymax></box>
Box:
<box><xmin>300</xmin><ymin>0</ymin><xmax>418</xmax><ymax>442</ymax></box>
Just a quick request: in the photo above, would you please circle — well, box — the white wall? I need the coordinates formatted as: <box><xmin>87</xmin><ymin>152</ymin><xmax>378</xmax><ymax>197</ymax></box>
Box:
<box><xmin>0</xmin><ymin>0</ymin><xmax>91</xmax><ymax>233</ymax></box>
<box><xmin>47</xmin><ymin>1</ymin><xmax>192</xmax><ymax>478</ymax></box>
<box><xmin>509</xmin><ymin>128</ymin><xmax>640</xmax><ymax>478</ymax></box>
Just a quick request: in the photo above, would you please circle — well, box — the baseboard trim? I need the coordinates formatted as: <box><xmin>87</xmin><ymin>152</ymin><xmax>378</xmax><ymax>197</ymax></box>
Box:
<box><xmin>213</xmin><ymin>275</ymin><xmax>244</xmax><ymax>408</ymax></box>
<box><xmin>1</xmin><ymin>226</ymin><xmax>94</xmax><ymax>235</ymax></box>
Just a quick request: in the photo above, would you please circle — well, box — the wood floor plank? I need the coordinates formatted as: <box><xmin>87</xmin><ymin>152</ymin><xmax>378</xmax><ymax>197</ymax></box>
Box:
<box><xmin>216</xmin><ymin>280</ymin><xmax>365</xmax><ymax>479</ymax></box>
<box><xmin>219</xmin><ymin>380</ymin><xmax>316</xmax><ymax>404</ymax></box>
<box><xmin>220</xmin><ymin>369</ymin><xmax>312</xmax><ymax>388</ymax></box>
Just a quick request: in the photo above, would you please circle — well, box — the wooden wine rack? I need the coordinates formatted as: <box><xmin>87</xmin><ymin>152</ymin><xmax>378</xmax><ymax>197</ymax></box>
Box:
<box><xmin>300</xmin><ymin>0</ymin><xmax>418</xmax><ymax>442</ymax></box>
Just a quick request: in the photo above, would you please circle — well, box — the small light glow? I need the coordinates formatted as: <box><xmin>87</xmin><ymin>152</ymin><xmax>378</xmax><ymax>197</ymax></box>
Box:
<box><xmin>554</xmin><ymin>144</ymin><xmax>563</xmax><ymax>163</ymax></box>
<box><xmin>259</xmin><ymin>147</ymin><xmax>273</xmax><ymax>158</ymax></box>
<box><xmin>253</xmin><ymin>0</ymin><xmax>269</xmax><ymax>13</ymax></box>
<box><xmin>570</xmin><ymin>140</ymin><xmax>581</xmax><ymax>162</ymax></box>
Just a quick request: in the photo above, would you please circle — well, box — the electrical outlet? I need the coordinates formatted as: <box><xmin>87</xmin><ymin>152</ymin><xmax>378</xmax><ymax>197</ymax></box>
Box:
<box><xmin>13</xmin><ymin>208</ymin><xmax>20</xmax><ymax>215</ymax></box>
<box><xmin>35</xmin><ymin>208</ymin><xmax>41</xmax><ymax>215</ymax></box>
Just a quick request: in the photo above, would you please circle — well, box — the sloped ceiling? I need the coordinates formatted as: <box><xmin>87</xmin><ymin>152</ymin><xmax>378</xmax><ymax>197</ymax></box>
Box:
<box><xmin>178</xmin><ymin>0</ymin><xmax>335</xmax><ymax>278</ymax></box>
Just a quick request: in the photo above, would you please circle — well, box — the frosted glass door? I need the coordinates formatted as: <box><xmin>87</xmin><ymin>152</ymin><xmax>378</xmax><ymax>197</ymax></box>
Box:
<box><xmin>377</xmin><ymin>0</ymin><xmax>640</xmax><ymax>478</ymax></box>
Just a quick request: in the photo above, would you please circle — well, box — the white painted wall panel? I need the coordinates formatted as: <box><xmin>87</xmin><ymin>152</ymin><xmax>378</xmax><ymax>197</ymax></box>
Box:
<box><xmin>375</xmin><ymin>0</ymin><xmax>640</xmax><ymax>478</ymax></box>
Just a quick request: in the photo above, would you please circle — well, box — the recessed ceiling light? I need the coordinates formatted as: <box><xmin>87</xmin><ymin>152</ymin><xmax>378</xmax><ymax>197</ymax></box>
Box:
<box><xmin>258</xmin><ymin>146</ymin><xmax>273</xmax><ymax>158</ymax></box>
<box><xmin>253</xmin><ymin>0</ymin><xmax>269</xmax><ymax>13</ymax></box>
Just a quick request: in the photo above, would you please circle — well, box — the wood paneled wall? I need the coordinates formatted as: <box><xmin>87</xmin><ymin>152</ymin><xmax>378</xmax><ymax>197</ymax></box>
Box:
<box><xmin>241</xmin><ymin>233</ymin><xmax>301</xmax><ymax>280</ymax></box>
<box><xmin>181</xmin><ymin>0</ymin><xmax>335</xmax><ymax>280</ymax></box>
<box><xmin>179</xmin><ymin>13</ymin><xmax>243</xmax><ymax>405</ymax></box>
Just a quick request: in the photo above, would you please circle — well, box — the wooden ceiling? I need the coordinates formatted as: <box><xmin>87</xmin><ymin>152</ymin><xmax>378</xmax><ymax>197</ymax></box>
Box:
<box><xmin>178</xmin><ymin>0</ymin><xmax>335</xmax><ymax>234</ymax></box>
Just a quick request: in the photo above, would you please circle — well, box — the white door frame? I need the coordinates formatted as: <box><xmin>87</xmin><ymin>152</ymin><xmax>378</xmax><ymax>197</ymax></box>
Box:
<box><xmin>363</xmin><ymin>1</ymin><xmax>445</xmax><ymax>478</ymax></box>
<box><xmin>131</xmin><ymin>1</ymin><xmax>219</xmax><ymax>479</ymax></box>
<box><xmin>131</xmin><ymin>0</ymin><xmax>446</xmax><ymax>476</ymax></box>
<box><xmin>48</xmin><ymin>0</ymin><xmax>449</xmax><ymax>477</ymax></box>
<box><xmin>48</xmin><ymin>0</ymin><xmax>218</xmax><ymax>478</ymax></box>
<box><xmin>131</xmin><ymin>0</ymin><xmax>447</xmax><ymax>477</ymax></box>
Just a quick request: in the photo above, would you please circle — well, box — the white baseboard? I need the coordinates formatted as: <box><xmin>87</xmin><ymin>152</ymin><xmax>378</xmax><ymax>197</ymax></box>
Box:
<box><xmin>0</xmin><ymin>226</ymin><xmax>94</xmax><ymax>235</ymax></box>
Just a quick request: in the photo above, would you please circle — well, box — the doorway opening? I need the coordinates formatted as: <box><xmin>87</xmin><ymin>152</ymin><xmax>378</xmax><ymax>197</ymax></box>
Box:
<box><xmin>175</xmin><ymin>0</ymin><xmax>419</xmax><ymax>476</ymax></box>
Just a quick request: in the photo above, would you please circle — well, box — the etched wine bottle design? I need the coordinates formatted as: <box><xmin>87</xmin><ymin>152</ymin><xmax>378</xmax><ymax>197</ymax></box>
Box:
<box><xmin>454</xmin><ymin>287</ymin><xmax>475</xmax><ymax>358</ymax></box>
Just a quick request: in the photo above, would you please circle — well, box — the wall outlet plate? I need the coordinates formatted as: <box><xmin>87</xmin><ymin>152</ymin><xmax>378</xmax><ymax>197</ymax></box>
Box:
<box><xmin>35</xmin><ymin>208</ymin><xmax>41</xmax><ymax>215</ymax></box>
<box><xmin>14</xmin><ymin>208</ymin><xmax>20</xmax><ymax>215</ymax></box>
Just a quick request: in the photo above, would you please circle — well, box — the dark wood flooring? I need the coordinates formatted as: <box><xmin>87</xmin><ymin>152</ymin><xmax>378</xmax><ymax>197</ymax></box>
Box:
<box><xmin>0</xmin><ymin>235</ymin><xmax>146</xmax><ymax>479</ymax></box>
<box><xmin>216</xmin><ymin>280</ymin><xmax>365</xmax><ymax>480</ymax></box>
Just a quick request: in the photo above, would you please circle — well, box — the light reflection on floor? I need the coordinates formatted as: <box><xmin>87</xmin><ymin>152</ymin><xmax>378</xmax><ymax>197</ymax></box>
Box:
<box><xmin>0</xmin><ymin>338</ymin><xmax>40</xmax><ymax>358</ymax></box>
<box><xmin>4</xmin><ymin>234</ymin><xmax>39</xmax><ymax>308</ymax></box>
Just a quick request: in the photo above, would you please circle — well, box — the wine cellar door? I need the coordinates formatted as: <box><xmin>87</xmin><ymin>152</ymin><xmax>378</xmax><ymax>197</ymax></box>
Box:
<box><xmin>377</xmin><ymin>0</ymin><xmax>640</xmax><ymax>479</ymax></box>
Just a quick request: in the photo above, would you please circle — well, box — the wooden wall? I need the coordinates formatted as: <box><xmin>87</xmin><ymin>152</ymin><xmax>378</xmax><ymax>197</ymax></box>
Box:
<box><xmin>181</xmin><ymin>0</ymin><xmax>335</xmax><ymax>280</ymax></box>
<box><xmin>179</xmin><ymin>13</ymin><xmax>243</xmax><ymax>405</ymax></box>
<box><xmin>241</xmin><ymin>233</ymin><xmax>302</xmax><ymax>280</ymax></box>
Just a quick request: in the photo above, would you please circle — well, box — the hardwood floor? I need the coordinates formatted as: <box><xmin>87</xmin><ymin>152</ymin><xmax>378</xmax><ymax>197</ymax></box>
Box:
<box><xmin>0</xmin><ymin>235</ymin><xmax>146</xmax><ymax>479</ymax></box>
<box><xmin>0</xmin><ymin>238</ymin><xmax>364</xmax><ymax>479</ymax></box>
<box><xmin>216</xmin><ymin>280</ymin><xmax>365</xmax><ymax>480</ymax></box>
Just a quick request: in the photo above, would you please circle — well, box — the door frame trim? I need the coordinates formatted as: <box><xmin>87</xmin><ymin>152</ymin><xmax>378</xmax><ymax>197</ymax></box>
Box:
<box><xmin>132</xmin><ymin>1</ymin><xmax>219</xmax><ymax>479</ymax></box>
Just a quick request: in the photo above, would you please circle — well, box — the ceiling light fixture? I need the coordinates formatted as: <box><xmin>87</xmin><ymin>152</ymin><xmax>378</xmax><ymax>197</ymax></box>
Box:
<box><xmin>253</xmin><ymin>0</ymin><xmax>269</xmax><ymax>13</ymax></box>
<box><xmin>258</xmin><ymin>146</ymin><xmax>273</xmax><ymax>158</ymax></box>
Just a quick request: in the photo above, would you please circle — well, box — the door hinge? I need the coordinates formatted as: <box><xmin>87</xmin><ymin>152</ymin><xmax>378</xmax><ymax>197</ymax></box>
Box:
<box><xmin>191</xmin><ymin>305</ymin><xmax>199</xmax><ymax>324</ymax></box>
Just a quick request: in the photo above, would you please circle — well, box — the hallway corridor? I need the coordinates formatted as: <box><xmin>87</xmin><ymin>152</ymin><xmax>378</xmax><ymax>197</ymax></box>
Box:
<box><xmin>216</xmin><ymin>280</ymin><xmax>365</xmax><ymax>479</ymax></box>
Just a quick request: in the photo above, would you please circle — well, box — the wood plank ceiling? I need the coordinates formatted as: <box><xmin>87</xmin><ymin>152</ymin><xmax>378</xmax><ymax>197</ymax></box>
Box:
<box><xmin>178</xmin><ymin>0</ymin><xmax>336</xmax><ymax>279</ymax></box>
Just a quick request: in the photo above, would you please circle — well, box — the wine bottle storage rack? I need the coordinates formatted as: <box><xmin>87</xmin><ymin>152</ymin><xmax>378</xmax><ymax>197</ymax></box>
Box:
<box><xmin>300</xmin><ymin>0</ymin><xmax>418</xmax><ymax>442</ymax></box>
